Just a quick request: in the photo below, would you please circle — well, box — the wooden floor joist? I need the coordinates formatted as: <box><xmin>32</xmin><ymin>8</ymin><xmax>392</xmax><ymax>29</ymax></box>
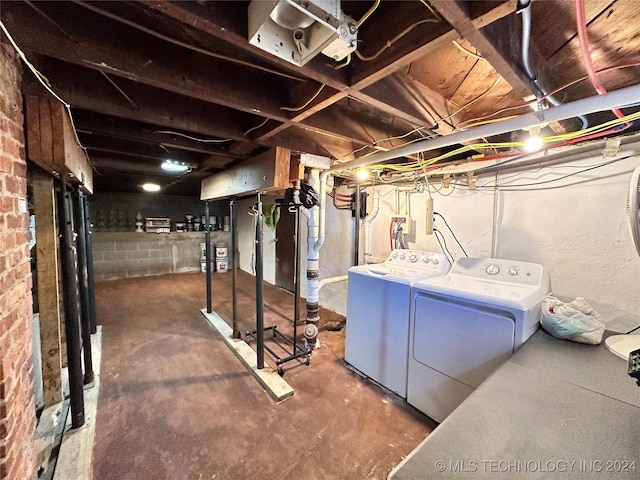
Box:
<box><xmin>200</xmin><ymin>309</ymin><xmax>294</xmax><ymax>402</ymax></box>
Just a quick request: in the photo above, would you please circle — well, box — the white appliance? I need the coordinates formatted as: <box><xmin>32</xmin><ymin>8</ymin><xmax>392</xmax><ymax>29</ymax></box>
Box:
<box><xmin>345</xmin><ymin>250</ymin><xmax>450</xmax><ymax>398</ymax></box>
<box><xmin>408</xmin><ymin>257</ymin><xmax>550</xmax><ymax>422</ymax></box>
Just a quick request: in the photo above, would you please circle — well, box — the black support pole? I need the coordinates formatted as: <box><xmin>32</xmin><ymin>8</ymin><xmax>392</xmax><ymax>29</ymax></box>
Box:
<box><xmin>57</xmin><ymin>182</ymin><xmax>85</xmax><ymax>429</ymax></box>
<box><xmin>83</xmin><ymin>198</ymin><xmax>97</xmax><ymax>334</ymax></box>
<box><xmin>230</xmin><ymin>199</ymin><xmax>240</xmax><ymax>338</ymax></box>
<box><xmin>255</xmin><ymin>196</ymin><xmax>265</xmax><ymax>369</ymax></box>
<box><xmin>354</xmin><ymin>183</ymin><xmax>361</xmax><ymax>266</ymax></box>
<box><xmin>73</xmin><ymin>190</ymin><xmax>94</xmax><ymax>386</ymax></box>
<box><xmin>205</xmin><ymin>200</ymin><xmax>212</xmax><ymax>313</ymax></box>
<box><xmin>292</xmin><ymin>205</ymin><xmax>301</xmax><ymax>351</ymax></box>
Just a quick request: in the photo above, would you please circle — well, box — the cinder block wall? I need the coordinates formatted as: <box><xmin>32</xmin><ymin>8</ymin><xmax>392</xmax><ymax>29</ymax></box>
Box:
<box><xmin>93</xmin><ymin>231</ymin><xmax>232</xmax><ymax>281</ymax></box>
<box><xmin>0</xmin><ymin>43</ymin><xmax>37</xmax><ymax>479</ymax></box>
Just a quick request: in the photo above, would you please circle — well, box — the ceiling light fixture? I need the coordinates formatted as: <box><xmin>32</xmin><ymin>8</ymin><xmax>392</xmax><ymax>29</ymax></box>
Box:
<box><xmin>523</xmin><ymin>124</ymin><xmax>545</xmax><ymax>153</ymax></box>
<box><xmin>161</xmin><ymin>160</ymin><xmax>191</xmax><ymax>173</ymax></box>
<box><xmin>141</xmin><ymin>183</ymin><xmax>161</xmax><ymax>192</ymax></box>
<box><xmin>356</xmin><ymin>168</ymin><xmax>369</xmax><ymax>181</ymax></box>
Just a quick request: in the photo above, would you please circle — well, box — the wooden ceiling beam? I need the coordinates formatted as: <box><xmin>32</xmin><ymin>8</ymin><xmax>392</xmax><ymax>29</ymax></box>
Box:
<box><xmin>72</xmin><ymin>110</ymin><xmax>238</xmax><ymax>157</ymax></box>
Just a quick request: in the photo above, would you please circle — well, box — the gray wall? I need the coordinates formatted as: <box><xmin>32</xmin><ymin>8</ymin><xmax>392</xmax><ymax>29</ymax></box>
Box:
<box><xmin>93</xmin><ymin>231</ymin><xmax>231</xmax><ymax>281</ymax></box>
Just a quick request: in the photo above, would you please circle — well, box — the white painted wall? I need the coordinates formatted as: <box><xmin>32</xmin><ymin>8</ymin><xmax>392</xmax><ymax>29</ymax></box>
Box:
<box><xmin>235</xmin><ymin>146</ymin><xmax>640</xmax><ymax>331</ymax></box>
<box><xmin>236</xmin><ymin>196</ymin><xmax>277</xmax><ymax>285</ymax></box>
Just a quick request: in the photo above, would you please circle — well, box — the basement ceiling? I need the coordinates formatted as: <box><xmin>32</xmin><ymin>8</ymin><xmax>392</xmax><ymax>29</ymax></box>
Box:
<box><xmin>3</xmin><ymin>0</ymin><xmax>640</xmax><ymax>196</ymax></box>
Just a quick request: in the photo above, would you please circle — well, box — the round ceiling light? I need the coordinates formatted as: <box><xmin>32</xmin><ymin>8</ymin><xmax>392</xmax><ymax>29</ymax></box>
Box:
<box><xmin>141</xmin><ymin>183</ymin><xmax>161</xmax><ymax>192</ymax></box>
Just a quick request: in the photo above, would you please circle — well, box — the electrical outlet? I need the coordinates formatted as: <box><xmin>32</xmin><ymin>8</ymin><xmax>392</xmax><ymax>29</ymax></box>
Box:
<box><xmin>425</xmin><ymin>198</ymin><xmax>433</xmax><ymax>235</ymax></box>
<box><xmin>391</xmin><ymin>214</ymin><xmax>411</xmax><ymax>235</ymax></box>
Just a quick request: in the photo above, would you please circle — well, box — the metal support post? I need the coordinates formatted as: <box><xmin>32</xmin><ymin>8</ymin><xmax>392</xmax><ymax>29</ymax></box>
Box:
<box><xmin>255</xmin><ymin>195</ymin><xmax>265</xmax><ymax>369</ymax></box>
<box><xmin>83</xmin><ymin>198</ymin><xmax>97</xmax><ymax>334</ymax></box>
<box><xmin>354</xmin><ymin>183</ymin><xmax>361</xmax><ymax>266</ymax></box>
<box><xmin>73</xmin><ymin>190</ymin><xmax>94</xmax><ymax>386</ymax></box>
<box><xmin>230</xmin><ymin>199</ymin><xmax>240</xmax><ymax>338</ymax></box>
<box><xmin>205</xmin><ymin>201</ymin><xmax>212</xmax><ymax>313</ymax></box>
<box><xmin>57</xmin><ymin>182</ymin><xmax>85</xmax><ymax>428</ymax></box>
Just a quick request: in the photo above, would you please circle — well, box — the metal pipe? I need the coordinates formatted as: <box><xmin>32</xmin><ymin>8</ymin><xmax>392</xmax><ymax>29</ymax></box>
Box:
<box><xmin>73</xmin><ymin>190</ymin><xmax>94</xmax><ymax>386</ymax></box>
<box><xmin>205</xmin><ymin>201</ymin><xmax>212</xmax><ymax>313</ymax></box>
<box><xmin>83</xmin><ymin>198</ymin><xmax>97</xmax><ymax>334</ymax></box>
<box><xmin>255</xmin><ymin>196</ymin><xmax>265</xmax><ymax>369</ymax></box>
<box><xmin>57</xmin><ymin>183</ymin><xmax>85</xmax><ymax>429</ymax></box>
<box><xmin>292</xmin><ymin>205</ymin><xmax>301</xmax><ymax>352</ymax></box>
<box><xmin>354</xmin><ymin>183</ymin><xmax>361</xmax><ymax>266</ymax></box>
<box><xmin>230</xmin><ymin>199</ymin><xmax>240</xmax><ymax>338</ymax></box>
<box><xmin>329</xmin><ymin>85</ymin><xmax>640</xmax><ymax>173</ymax></box>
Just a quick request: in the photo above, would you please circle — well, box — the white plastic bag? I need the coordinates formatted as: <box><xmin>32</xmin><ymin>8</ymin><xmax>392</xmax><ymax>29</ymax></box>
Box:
<box><xmin>540</xmin><ymin>295</ymin><xmax>605</xmax><ymax>345</ymax></box>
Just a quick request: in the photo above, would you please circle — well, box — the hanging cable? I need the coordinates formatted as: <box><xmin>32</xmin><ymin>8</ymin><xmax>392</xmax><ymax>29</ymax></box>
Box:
<box><xmin>280</xmin><ymin>84</ymin><xmax>325</xmax><ymax>112</ymax></box>
<box><xmin>452</xmin><ymin>39</ymin><xmax>484</xmax><ymax>61</ymax></box>
<box><xmin>574</xmin><ymin>0</ymin><xmax>625</xmax><ymax>119</ymax></box>
<box><xmin>434</xmin><ymin>212</ymin><xmax>468</xmax><ymax>257</ymax></box>
<box><xmin>153</xmin><ymin>130</ymin><xmax>231</xmax><ymax>143</ymax></box>
<box><xmin>433</xmin><ymin>229</ymin><xmax>454</xmax><ymax>264</ymax></box>
<box><xmin>517</xmin><ymin>0</ymin><xmax>588</xmax><ymax>129</ymax></box>
<box><xmin>243</xmin><ymin>118</ymin><xmax>269</xmax><ymax>136</ymax></box>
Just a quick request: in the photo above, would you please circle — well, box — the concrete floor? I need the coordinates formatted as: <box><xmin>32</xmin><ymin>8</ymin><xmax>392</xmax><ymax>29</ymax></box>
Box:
<box><xmin>92</xmin><ymin>271</ymin><xmax>435</xmax><ymax>480</ymax></box>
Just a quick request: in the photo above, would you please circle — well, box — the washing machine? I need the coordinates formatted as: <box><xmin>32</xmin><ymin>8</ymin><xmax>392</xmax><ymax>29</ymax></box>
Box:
<box><xmin>408</xmin><ymin>257</ymin><xmax>550</xmax><ymax>422</ymax></box>
<box><xmin>345</xmin><ymin>249</ymin><xmax>450</xmax><ymax>398</ymax></box>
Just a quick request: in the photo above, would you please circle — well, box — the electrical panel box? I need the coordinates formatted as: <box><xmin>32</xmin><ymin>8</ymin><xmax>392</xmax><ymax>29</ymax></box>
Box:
<box><xmin>391</xmin><ymin>215</ymin><xmax>411</xmax><ymax>235</ymax></box>
<box><xmin>425</xmin><ymin>198</ymin><xmax>434</xmax><ymax>235</ymax></box>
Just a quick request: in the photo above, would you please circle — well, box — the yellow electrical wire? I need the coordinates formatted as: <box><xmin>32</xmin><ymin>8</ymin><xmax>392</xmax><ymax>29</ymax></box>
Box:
<box><xmin>355</xmin><ymin>0</ymin><xmax>381</xmax><ymax>28</ymax></box>
<box><xmin>280</xmin><ymin>84</ymin><xmax>325</xmax><ymax>112</ymax></box>
<box><xmin>354</xmin><ymin>17</ymin><xmax>439</xmax><ymax>62</ymax></box>
<box><xmin>452</xmin><ymin>40</ymin><xmax>484</xmax><ymax>61</ymax></box>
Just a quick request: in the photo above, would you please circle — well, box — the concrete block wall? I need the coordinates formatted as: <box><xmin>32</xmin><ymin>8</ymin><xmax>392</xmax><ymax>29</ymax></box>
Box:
<box><xmin>0</xmin><ymin>42</ymin><xmax>37</xmax><ymax>479</ymax></box>
<box><xmin>93</xmin><ymin>231</ymin><xmax>232</xmax><ymax>281</ymax></box>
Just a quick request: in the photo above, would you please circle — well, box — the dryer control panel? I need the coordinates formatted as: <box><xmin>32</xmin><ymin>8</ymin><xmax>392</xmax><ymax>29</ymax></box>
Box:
<box><xmin>385</xmin><ymin>249</ymin><xmax>450</xmax><ymax>274</ymax></box>
<box><xmin>450</xmin><ymin>257</ymin><xmax>547</xmax><ymax>287</ymax></box>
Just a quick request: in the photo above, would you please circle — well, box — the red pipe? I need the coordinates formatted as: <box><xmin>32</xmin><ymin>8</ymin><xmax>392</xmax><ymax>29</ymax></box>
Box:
<box><xmin>574</xmin><ymin>0</ymin><xmax>625</xmax><ymax>119</ymax></box>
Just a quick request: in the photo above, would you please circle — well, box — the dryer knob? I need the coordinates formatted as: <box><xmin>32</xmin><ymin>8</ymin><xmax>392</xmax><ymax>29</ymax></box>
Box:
<box><xmin>431</xmin><ymin>257</ymin><xmax>439</xmax><ymax>265</ymax></box>
<box><xmin>486</xmin><ymin>264</ymin><xmax>500</xmax><ymax>275</ymax></box>
<box><xmin>508</xmin><ymin>267</ymin><xmax>519</xmax><ymax>276</ymax></box>
<box><xmin>422</xmin><ymin>256</ymin><xmax>431</xmax><ymax>263</ymax></box>
<box><xmin>409</xmin><ymin>254</ymin><xmax>418</xmax><ymax>263</ymax></box>
<box><xmin>400</xmin><ymin>254</ymin><xmax>406</xmax><ymax>260</ymax></box>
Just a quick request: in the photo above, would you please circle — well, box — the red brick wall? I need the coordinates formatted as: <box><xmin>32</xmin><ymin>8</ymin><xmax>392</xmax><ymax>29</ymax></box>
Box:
<box><xmin>0</xmin><ymin>41</ymin><xmax>37</xmax><ymax>480</ymax></box>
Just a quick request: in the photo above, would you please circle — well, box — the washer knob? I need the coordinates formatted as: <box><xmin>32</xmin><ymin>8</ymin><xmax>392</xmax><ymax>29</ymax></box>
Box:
<box><xmin>486</xmin><ymin>264</ymin><xmax>500</xmax><ymax>275</ymax></box>
<box><xmin>409</xmin><ymin>254</ymin><xmax>418</xmax><ymax>263</ymax></box>
<box><xmin>423</xmin><ymin>256</ymin><xmax>430</xmax><ymax>263</ymax></box>
<box><xmin>431</xmin><ymin>257</ymin><xmax>439</xmax><ymax>265</ymax></box>
<box><xmin>508</xmin><ymin>267</ymin><xmax>519</xmax><ymax>276</ymax></box>
<box><xmin>392</xmin><ymin>253</ymin><xmax>398</xmax><ymax>259</ymax></box>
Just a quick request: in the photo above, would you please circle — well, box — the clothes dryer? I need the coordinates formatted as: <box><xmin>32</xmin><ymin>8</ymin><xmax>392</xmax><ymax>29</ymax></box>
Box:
<box><xmin>408</xmin><ymin>257</ymin><xmax>550</xmax><ymax>422</ymax></box>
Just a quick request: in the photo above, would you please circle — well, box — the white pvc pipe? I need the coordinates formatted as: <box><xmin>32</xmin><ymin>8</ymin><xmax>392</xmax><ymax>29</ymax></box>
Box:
<box><xmin>328</xmin><ymin>85</ymin><xmax>640</xmax><ymax>173</ymax></box>
<box><xmin>318</xmin><ymin>275</ymin><xmax>348</xmax><ymax>291</ymax></box>
<box><xmin>363</xmin><ymin>189</ymin><xmax>380</xmax><ymax>263</ymax></box>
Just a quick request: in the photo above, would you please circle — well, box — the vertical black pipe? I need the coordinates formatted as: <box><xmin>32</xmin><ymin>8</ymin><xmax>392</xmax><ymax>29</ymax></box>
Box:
<box><xmin>205</xmin><ymin>201</ymin><xmax>212</xmax><ymax>313</ymax></box>
<box><xmin>57</xmin><ymin>182</ymin><xmax>85</xmax><ymax>428</ymax></box>
<box><xmin>354</xmin><ymin>183</ymin><xmax>361</xmax><ymax>266</ymax></box>
<box><xmin>292</xmin><ymin>206</ymin><xmax>300</xmax><ymax>354</ymax></box>
<box><xmin>255</xmin><ymin>197</ymin><xmax>265</xmax><ymax>369</ymax></box>
<box><xmin>73</xmin><ymin>190</ymin><xmax>94</xmax><ymax>386</ymax></box>
<box><xmin>230</xmin><ymin>199</ymin><xmax>240</xmax><ymax>338</ymax></box>
<box><xmin>83</xmin><ymin>198</ymin><xmax>97</xmax><ymax>334</ymax></box>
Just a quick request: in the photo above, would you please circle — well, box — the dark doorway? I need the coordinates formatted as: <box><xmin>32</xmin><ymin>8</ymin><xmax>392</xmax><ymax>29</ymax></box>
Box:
<box><xmin>275</xmin><ymin>203</ymin><xmax>296</xmax><ymax>293</ymax></box>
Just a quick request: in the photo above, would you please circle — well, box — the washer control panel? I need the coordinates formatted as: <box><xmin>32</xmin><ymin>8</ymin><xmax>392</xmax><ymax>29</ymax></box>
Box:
<box><xmin>386</xmin><ymin>249</ymin><xmax>450</xmax><ymax>274</ymax></box>
<box><xmin>451</xmin><ymin>257</ymin><xmax>546</xmax><ymax>287</ymax></box>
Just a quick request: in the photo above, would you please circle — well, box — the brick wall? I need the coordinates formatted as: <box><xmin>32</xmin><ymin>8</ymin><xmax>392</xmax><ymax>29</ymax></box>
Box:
<box><xmin>0</xmin><ymin>42</ymin><xmax>37</xmax><ymax>479</ymax></box>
